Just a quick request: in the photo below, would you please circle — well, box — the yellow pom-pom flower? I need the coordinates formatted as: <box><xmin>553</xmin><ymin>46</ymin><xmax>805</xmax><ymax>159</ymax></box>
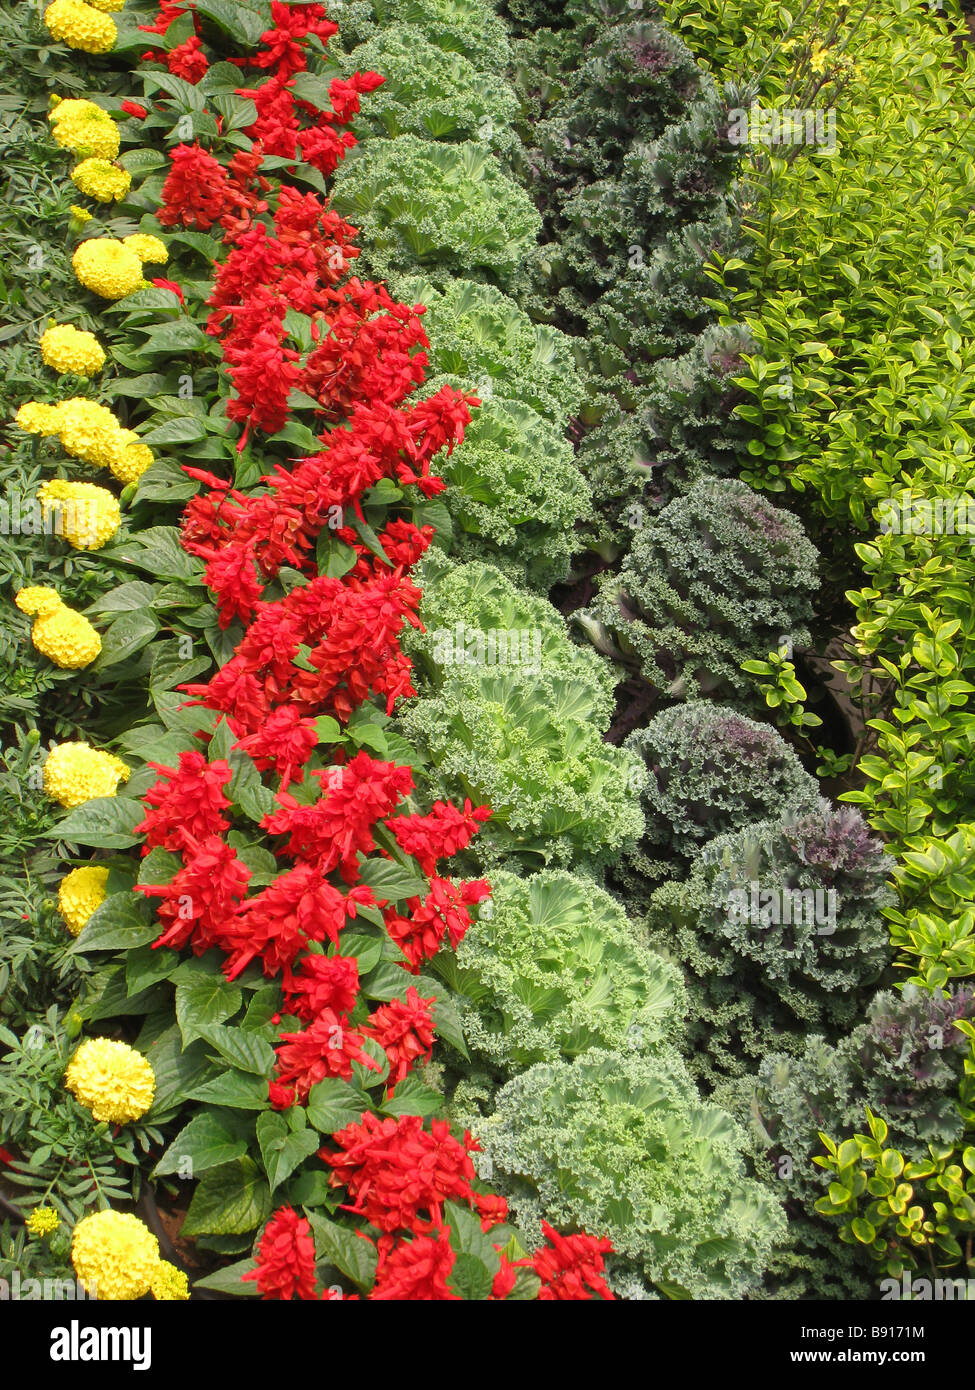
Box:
<box><xmin>85</xmin><ymin>0</ymin><xmax>124</xmax><ymax>10</ymax></box>
<box><xmin>57</xmin><ymin>865</ymin><xmax>110</xmax><ymax>935</ymax></box>
<box><xmin>37</xmin><ymin>479</ymin><xmax>121</xmax><ymax>550</ymax></box>
<box><xmin>71</xmin><ymin>157</ymin><xmax>131</xmax><ymax>204</ymax></box>
<box><xmin>151</xmin><ymin>1262</ymin><xmax>190</xmax><ymax>1301</ymax></box>
<box><xmin>25</xmin><ymin>1207</ymin><xmax>61</xmax><ymax>1239</ymax></box>
<box><xmin>15</xmin><ymin>586</ymin><xmax>101</xmax><ymax>669</ymax></box>
<box><xmin>70</xmin><ymin>204</ymin><xmax>94</xmax><ymax>224</ymax></box>
<box><xmin>39</xmin><ymin>324</ymin><xmax>106</xmax><ymax>377</ymax></box>
<box><xmin>65</xmin><ymin>1037</ymin><xmax>155</xmax><ymax>1124</ymax></box>
<box><xmin>56</xmin><ymin>397</ymin><xmax>128</xmax><ymax>470</ymax></box>
<box><xmin>43</xmin><ymin>741</ymin><xmax>130</xmax><ymax>807</ymax></box>
<box><xmin>122</xmin><ymin>234</ymin><xmax>168</xmax><ymax>265</ymax></box>
<box><xmin>14</xmin><ymin>585</ymin><xmax>62</xmax><ymax>618</ymax></box>
<box><xmin>15</xmin><ymin>401</ymin><xmax>64</xmax><ymax>435</ymax></box>
<box><xmin>44</xmin><ymin>0</ymin><xmax>117</xmax><ymax>54</ymax></box>
<box><xmin>72</xmin><ymin>238</ymin><xmax>143</xmax><ymax>300</ymax></box>
<box><xmin>72</xmin><ymin>1211</ymin><xmax>161</xmax><ymax>1301</ymax></box>
<box><xmin>50</xmin><ymin>100</ymin><xmax>120</xmax><ymax>160</ymax></box>
<box><xmin>111</xmin><ymin>439</ymin><xmax>154</xmax><ymax>485</ymax></box>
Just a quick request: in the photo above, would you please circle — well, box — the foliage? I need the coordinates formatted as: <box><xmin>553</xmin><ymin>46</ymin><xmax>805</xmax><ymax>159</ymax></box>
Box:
<box><xmin>334</xmin><ymin>0</ymin><xmax>514</xmax><ymax>72</ymax></box>
<box><xmin>338</xmin><ymin>26</ymin><xmax>520</xmax><ymax>155</ymax></box>
<box><xmin>647</xmin><ymin>805</ymin><xmax>894</xmax><ymax>1085</ymax></box>
<box><xmin>815</xmin><ymin>1108</ymin><xmax>975</xmax><ymax>1282</ymax></box>
<box><xmin>471</xmin><ymin>1048</ymin><xmax>787</xmax><ymax>1299</ymax></box>
<box><xmin>580</xmin><ymin>477</ymin><xmax>819</xmax><ymax>702</ymax></box>
<box><xmin>400</xmin><ymin>667</ymin><xmax>646</xmax><ymax>873</ymax></box>
<box><xmin>660</xmin><ymin>0</ymin><xmax>975</xmax><ymax>984</ymax></box>
<box><xmin>624</xmin><ymin>699</ymin><xmax>820</xmax><ymax>859</ymax></box>
<box><xmin>407</xmin><ymin>552</ymin><xmax>615</xmax><ymax>716</ymax></box>
<box><xmin>330</xmin><ymin>135</ymin><xmax>542</xmax><ymax>286</ymax></box>
<box><xmin>421</xmin><ymin>381</ymin><xmax>590</xmax><ymax>589</ymax></box>
<box><xmin>434</xmin><ymin>869</ymin><xmax>685</xmax><ymax>1074</ymax></box>
<box><xmin>390</xmin><ymin>275</ymin><xmax>584</xmax><ymax>427</ymax></box>
<box><xmin>716</xmin><ymin>984</ymin><xmax>975</xmax><ymax>1298</ymax></box>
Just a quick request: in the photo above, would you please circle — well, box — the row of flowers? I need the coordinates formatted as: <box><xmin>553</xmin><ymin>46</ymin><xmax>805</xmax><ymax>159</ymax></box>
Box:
<box><xmin>9</xmin><ymin>0</ymin><xmax>615</xmax><ymax>1300</ymax></box>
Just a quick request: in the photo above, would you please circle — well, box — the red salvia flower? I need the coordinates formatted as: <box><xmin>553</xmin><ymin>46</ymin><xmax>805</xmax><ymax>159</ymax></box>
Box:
<box><xmin>281</xmin><ymin>952</ymin><xmax>359</xmax><ymax>1023</ymax></box>
<box><xmin>261</xmin><ymin>753</ymin><xmax>414</xmax><ymax>882</ymax></box>
<box><xmin>322</xmin><ymin>1114</ymin><xmax>481</xmax><ymax>1234</ymax></box>
<box><xmin>361</xmin><ymin>987</ymin><xmax>436</xmax><ymax>1089</ymax></box>
<box><xmin>369</xmin><ymin>1228</ymin><xmax>459</xmax><ymax>1301</ymax></box>
<box><xmin>218</xmin><ymin>865</ymin><xmax>373</xmax><ymax>979</ymax></box>
<box><xmin>385</xmin><ymin>799</ymin><xmax>491</xmax><ymax>876</ymax></box>
<box><xmin>157</xmin><ymin>143</ymin><xmax>232</xmax><ymax>229</ymax></box>
<box><xmin>385</xmin><ymin>877</ymin><xmax>491</xmax><ymax>971</ymax></box>
<box><xmin>120</xmin><ymin>100</ymin><xmax>148</xmax><ymax>118</ymax></box>
<box><xmin>243</xmin><ymin>1207</ymin><xmax>319</xmax><ymax>1300</ymax></box>
<box><xmin>137</xmin><ymin>836</ymin><xmax>251</xmax><ymax>955</ymax></box>
<box><xmin>135</xmin><ymin>751</ymin><xmax>233</xmax><ymax>856</ymax></box>
<box><xmin>527</xmin><ymin>1222</ymin><xmax>616</xmax><ymax>1302</ymax></box>
<box><xmin>234</xmin><ymin>705</ymin><xmax>318</xmax><ymax>791</ymax></box>
<box><xmin>272</xmin><ymin>1008</ymin><xmax>379</xmax><ymax>1105</ymax></box>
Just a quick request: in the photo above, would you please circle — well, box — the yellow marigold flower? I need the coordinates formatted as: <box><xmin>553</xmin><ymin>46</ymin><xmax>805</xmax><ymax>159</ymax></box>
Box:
<box><xmin>40</xmin><ymin>324</ymin><xmax>106</xmax><ymax>377</ymax></box>
<box><xmin>72</xmin><ymin>238</ymin><xmax>143</xmax><ymax>300</ymax></box>
<box><xmin>14</xmin><ymin>584</ymin><xmax>62</xmax><ymax>618</ymax></box>
<box><xmin>56</xmin><ymin>397</ymin><xmax>127</xmax><ymax>469</ymax></box>
<box><xmin>15</xmin><ymin>401</ymin><xmax>63</xmax><ymax>435</ymax></box>
<box><xmin>25</xmin><ymin>1207</ymin><xmax>61</xmax><ymax>1238</ymax></box>
<box><xmin>86</xmin><ymin>0</ymin><xmax>124</xmax><ymax>10</ymax></box>
<box><xmin>43</xmin><ymin>741</ymin><xmax>130</xmax><ymax>807</ymax></box>
<box><xmin>122</xmin><ymin>233</ymin><xmax>168</xmax><ymax>265</ymax></box>
<box><xmin>58</xmin><ymin>865</ymin><xmax>110</xmax><ymax>935</ymax></box>
<box><xmin>72</xmin><ymin>1211</ymin><xmax>160</xmax><ymax>1301</ymax></box>
<box><xmin>71</xmin><ymin>157</ymin><xmax>131</xmax><ymax>204</ymax></box>
<box><xmin>70</xmin><ymin>204</ymin><xmax>94</xmax><ymax>224</ymax></box>
<box><xmin>44</xmin><ymin>0</ymin><xmax>117</xmax><ymax>54</ymax></box>
<box><xmin>37</xmin><ymin>479</ymin><xmax>121</xmax><ymax>550</ymax></box>
<box><xmin>111</xmin><ymin>440</ymin><xmax>154</xmax><ymax>485</ymax></box>
<box><xmin>151</xmin><ymin>1261</ymin><xmax>190</xmax><ymax>1301</ymax></box>
<box><xmin>65</xmin><ymin>1037</ymin><xmax>155</xmax><ymax>1124</ymax></box>
<box><xmin>16</xmin><ymin>587</ymin><xmax>101</xmax><ymax>669</ymax></box>
<box><xmin>50</xmin><ymin>100</ymin><xmax>120</xmax><ymax>160</ymax></box>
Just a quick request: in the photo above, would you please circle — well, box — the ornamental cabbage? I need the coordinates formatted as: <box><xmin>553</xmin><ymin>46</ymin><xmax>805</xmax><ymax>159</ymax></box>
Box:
<box><xmin>435</xmin><ymin>868</ymin><xmax>684</xmax><ymax>1073</ymax></box>
<box><xmin>471</xmin><ymin>1049</ymin><xmax>786</xmax><ymax>1299</ymax></box>
<box><xmin>330</xmin><ymin>136</ymin><xmax>542</xmax><ymax>285</ymax></box>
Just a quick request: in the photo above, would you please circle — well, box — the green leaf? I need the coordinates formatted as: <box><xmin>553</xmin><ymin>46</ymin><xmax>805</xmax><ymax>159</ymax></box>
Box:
<box><xmin>155</xmin><ymin>1111</ymin><xmax>249</xmax><ymax>1177</ymax></box>
<box><xmin>192</xmin><ymin>1257</ymin><xmax>259</xmax><ymax>1296</ymax></box>
<box><xmin>176</xmin><ymin>977</ymin><xmax>243</xmax><ymax>1045</ymax></box>
<box><xmin>107</xmin><ymin>527</ymin><xmax>201</xmax><ymax>582</ymax></box>
<box><xmin>125</xmin><ymin>943</ymin><xmax>180</xmax><ymax>996</ymax></box>
<box><xmin>198</xmin><ymin>1023</ymin><xmax>277</xmax><ymax>1076</ymax></box>
<box><xmin>182</xmin><ymin>1158</ymin><xmax>271</xmax><ymax>1236</ymax></box>
<box><xmin>256</xmin><ymin>1112</ymin><xmax>321</xmax><ymax>1191</ymax></box>
<box><xmin>448</xmin><ymin>1251</ymin><xmax>494</xmax><ymax>1300</ymax></box>
<box><xmin>356</xmin><ymin>857</ymin><xmax>427</xmax><ymax>904</ymax></box>
<box><xmin>184</xmin><ymin>1069</ymin><xmax>270</xmax><ymax>1110</ymax></box>
<box><xmin>306</xmin><ymin>1212</ymin><xmax>378</xmax><ymax>1292</ymax></box>
<box><xmin>94</xmin><ymin>609</ymin><xmax>160</xmax><ymax>669</ymax></box>
<box><xmin>143</xmin><ymin>1025</ymin><xmax>214</xmax><ymax>1123</ymax></box>
<box><xmin>50</xmin><ymin>797</ymin><xmax>144</xmax><ymax>850</ymax></box>
<box><xmin>380</xmin><ymin>1072</ymin><xmax>444</xmax><ymax>1118</ymax></box>
<box><xmin>70</xmin><ymin>890</ymin><xmax>157</xmax><ymax>953</ymax></box>
<box><xmin>139</xmin><ymin>416</ymin><xmax>209</xmax><ymax>446</ymax></box>
<box><xmin>227</xmin><ymin>748</ymin><xmax>276</xmax><ymax>822</ymax></box>
<box><xmin>305</xmin><ymin>1078</ymin><xmax>369</xmax><ymax>1135</ymax></box>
